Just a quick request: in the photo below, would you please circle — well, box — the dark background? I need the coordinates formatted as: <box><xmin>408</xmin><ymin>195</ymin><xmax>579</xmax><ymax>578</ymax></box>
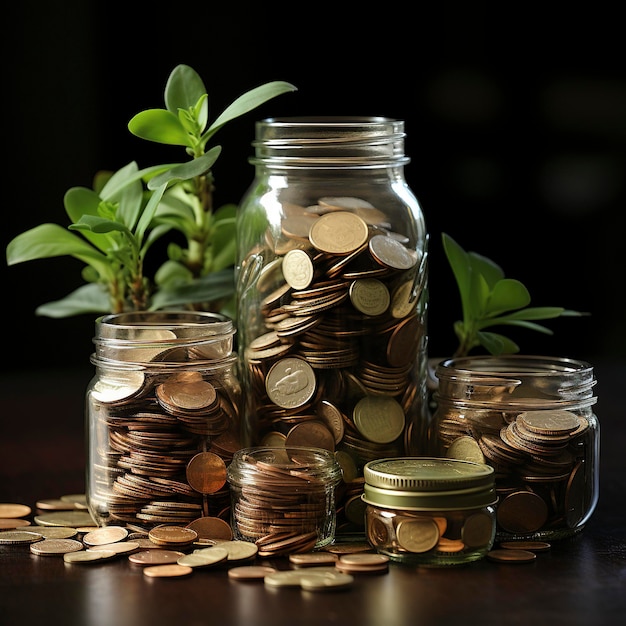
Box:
<box><xmin>3</xmin><ymin>2</ymin><xmax>625</xmax><ymax>377</ymax></box>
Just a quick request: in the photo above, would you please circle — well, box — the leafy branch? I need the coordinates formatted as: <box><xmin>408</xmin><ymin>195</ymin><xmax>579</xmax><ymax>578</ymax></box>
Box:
<box><xmin>442</xmin><ymin>232</ymin><xmax>587</xmax><ymax>357</ymax></box>
<box><xmin>6</xmin><ymin>65</ymin><xmax>297</xmax><ymax>317</ymax></box>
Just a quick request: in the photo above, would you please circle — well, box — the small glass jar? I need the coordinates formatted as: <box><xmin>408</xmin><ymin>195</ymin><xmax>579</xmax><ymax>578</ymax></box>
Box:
<box><xmin>362</xmin><ymin>457</ymin><xmax>497</xmax><ymax>566</ymax></box>
<box><xmin>235</xmin><ymin>117</ymin><xmax>430</xmax><ymax>531</ymax></box>
<box><xmin>227</xmin><ymin>446</ymin><xmax>342</xmax><ymax>555</ymax></box>
<box><xmin>430</xmin><ymin>355</ymin><xmax>599</xmax><ymax>542</ymax></box>
<box><xmin>85</xmin><ymin>311</ymin><xmax>242</xmax><ymax>528</ymax></box>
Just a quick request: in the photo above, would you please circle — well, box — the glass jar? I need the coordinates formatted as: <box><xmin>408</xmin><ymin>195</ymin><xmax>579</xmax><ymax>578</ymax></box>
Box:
<box><xmin>85</xmin><ymin>311</ymin><xmax>242</xmax><ymax>529</ymax></box>
<box><xmin>227</xmin><ymin>446</ymin><xmax>342</xmax><ymax>555</ymax></box>
<box><xmin>362</xmin><ymin>457</ymin><xmax>497</xmax><ymax>566</ymax></box>
<box><xmin>235</xmin><ymin>117</ymin><xmax>429</xmax><ymax>532</ymax></box>
<box><xmin>430</xmin><ymin>355</ymin><xmax>599</xmax><ymax>542</ymax></box>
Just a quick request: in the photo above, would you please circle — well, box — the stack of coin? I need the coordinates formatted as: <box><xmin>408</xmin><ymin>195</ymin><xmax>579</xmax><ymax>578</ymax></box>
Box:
<box><xmin>239</xmin><ymin>198</ymin><xmax>429</xmax><ymax>529</ymax></box>
<box><xmin>86</xmin><ymin>312</ymin><xmax>242</xmax><ymax>529</ymax></box>
<box><xmin>227</xmin><ymin>447</ymin><xmax>342</xmax><ymax>555</ymax></box>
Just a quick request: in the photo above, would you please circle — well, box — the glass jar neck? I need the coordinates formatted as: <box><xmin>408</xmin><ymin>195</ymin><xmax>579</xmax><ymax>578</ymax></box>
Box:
<box><xmin>250</xmin><ymin>117</ymin><xmax>410</xmax><ymax>169</ymax></box>
<box><xmin>434</xmin><ymin>354</ymin><xmax>597</xmax><ymax>410</ymax></box>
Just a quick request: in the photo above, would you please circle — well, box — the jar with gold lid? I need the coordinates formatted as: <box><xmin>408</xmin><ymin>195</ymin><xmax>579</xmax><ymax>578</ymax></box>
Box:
<box><xmin>362</xmin><ymin>457</ymin><xmax>497</xmax><ymax>566</ymax></box>
<box><xmin>85</xmin><ymin>311</ymin><xmax>242</xmax><ymax>529</ymax></box>
<box><xmin>235</xmin><ymin>117</ymin><xmax>430</xmax><ymax>532</ymax></box>
<box><xmin>429</xmin><ymin>354</ymin><xmax>599</xmax><ymax>542</ymax></box>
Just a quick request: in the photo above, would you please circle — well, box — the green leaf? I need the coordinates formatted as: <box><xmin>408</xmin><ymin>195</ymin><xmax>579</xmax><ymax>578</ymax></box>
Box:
<box><xmin>69</xmin><ymin>215</ymin><xmax>132</xmax><ymax>237</ymax></box>
<box><xmin>498</xmin><ymin>306</ymin><xmax>566</xmax><ymax>321</ymax></box>
<box><xmin>442</xmin><ymin>233</ymin><xmax>471</xmax><ymax>317</ymax></box>
<box><xmin>149</xmin><ymin>268</ymin><xmax>235</xmax><ymax>310</ymax></box>
<box><xmin>204</xmin><ymin>81</ymin><xmax>297</xmax><ymax>141</ymax></box>
<box><xmin>64</xmin><ymin>187</ymin><xmax>102</xmax><ymax>224</ymax></box>
<box><xmin>128</xmin><ymin>109</ymin><xmax>190</xmax><ymax>146</ymax></box>
<box><xmin>6</xmin><ymin>224</ymin><xmax>106</xmax><ymax>266</ymax></box>
<box><xmin>484</xmin><ymin>279</ymin><xmax>531</xmax><ymax>316</ymax></box>
<box><xmin>477</xmin><ymin>331</ymin><xmax>520</xmax><ymax>355</ymax></box>
<box><xmin>147</xmin><ymin>147</ymin><xmax>222</xmax><ymax>190</ymax></box>
<box><xmin>35</xmin><ymin>283</ymin><xmax>111</xmax><ymax>318</ymax></box>
<box><xmin>468</xmin><ymin>252</ymin><xmax>503</xmax><ymax>289</ymax></box>
<box><xmin>164</xmin><ymin>64</ymin><xmax>207</xmax><ymax>115</ymax></box>
<box><xmin>136</xmin><ymin>183</ymin><xmax>167</xmax><ymax>243</ymax></box>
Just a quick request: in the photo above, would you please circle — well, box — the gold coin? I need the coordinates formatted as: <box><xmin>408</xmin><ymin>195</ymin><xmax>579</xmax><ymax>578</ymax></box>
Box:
<box><xmin>446</xmin><ymin>435</ymin><xmax>486</xmax><ymax>464</ymax></box>
<box><xmin>309</xmin><ymin>211</ymin><xmax>369</xmax><ymax>255</ymax></box>
<box><xmin>395</xmin><ymin>518</ymin><xmax>440</xmax><ymax>553</ymax></box>
<box><xmin>128</xmin><ymin>549</ymin><xmax>185</xmax><ymax>565</ymax></box>
<box><xmin>83</xmin><ymin>525</ymin><xmax>128</xmax><ymax>546</ymax></box>
<box><xmin>228</xmin><ymin>565</ymin><xmax>278</xmax><ymax>580</ymax></box>
<box><xmin>148</xmin><ymin>525</ymin><xmax>198</xmax><ymax>546</ymax></box>
<box><xmin>349</xmin><ymin>278</ymin><xmax>390</xmax><ymax>316</ymax></box>
<box><xmin>64</xmin><ymin>550</ymin><xmax>117</xmax><ymax>564</ymax></box>
<box><xmin>177</xmin><ymin>547</ymin><xmax>229</xmax><ymax>568</ymax></box>
<box><xmin>143</xmin><ymin>564</ymin><xmax>193</xmax><ymax>578</ymax></box>
<box><xmin>0</xmin><ymin>503</ymin><xmax>32</xmax><ymax>518</ymax></box>
<box><xmin>353</xmin><ymin>396</ymin><xmax>405</xmax><ymax>444</ymax></box>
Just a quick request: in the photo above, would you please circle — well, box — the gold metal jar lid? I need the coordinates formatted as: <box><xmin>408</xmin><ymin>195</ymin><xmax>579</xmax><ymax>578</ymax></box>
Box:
<box><xmin>362</xmin><ymin>457</ymin><xmax>497</xmax><ymax>511</ymax></box>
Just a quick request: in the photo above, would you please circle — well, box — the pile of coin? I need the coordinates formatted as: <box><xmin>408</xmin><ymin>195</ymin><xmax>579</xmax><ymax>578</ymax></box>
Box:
<box><xmin>238</xmin><ymin>197</ymin><xmax>429</xmax><ymax>528</ymax></box>
<box><xmin>436</xmin><ymin>407</ymin><xmax>592</xmax><ymax>535</ymax></box>
<box><xmin>228</xmin><ymin>447</ymin><xmax>342</xmax><ymax>556</ymax></box>
<box><xmin>88</xmin><ymin>364</ymin><xmax>242</xmax><ymax>528</ymax></box>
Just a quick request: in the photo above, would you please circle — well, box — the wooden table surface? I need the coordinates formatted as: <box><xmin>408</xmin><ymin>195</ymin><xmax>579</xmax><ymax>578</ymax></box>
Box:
<box><xmin>1</xmin><ymin>361</ymin><xmax>624</xmax><ymax>626</ymax></box>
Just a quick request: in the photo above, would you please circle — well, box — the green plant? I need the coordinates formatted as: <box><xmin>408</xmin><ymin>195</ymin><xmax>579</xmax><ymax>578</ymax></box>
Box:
<box><xmin>442</xmin><ymin>232</ymin><xmax>586</xmax><ymax>357</ymax></box>
<box><xmin>6</xmin><ymin>64</ymin><xmax>296</xmax><ymax>318</ymax></box>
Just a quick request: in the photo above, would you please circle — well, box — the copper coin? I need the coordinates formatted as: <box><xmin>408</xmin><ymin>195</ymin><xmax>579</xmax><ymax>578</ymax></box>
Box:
<box><xmin>228</xmin><ymin>565</ymin><xmax>278</xmax><ymax>580</ymax></box>
<box><xmin>0</xmin><ymin>503</ymin><xmax>32</xmax><ymax>518</ymax></box>
<box><xmin>186</xmin><ymin>516</ymin><xmax>233</xmax><ymax>541</ymax></box>
<box><xmin>128</xmin><ymin>549</ymin><xmax>185</xmax><ymax>566</ymax></box>
<box><xmin>487</xmin><ymin>549</ymin><xmax>537</xmax><ymax>563</ymax></box>
<box><xmin>186</xmin><ymin>452</ymin><xmax>228</xmax><ymax>495</ymax></box>
<box><xmin>143</xmin><ymin>564</ymin><xmax>193</xmax><ymax>578</ymax></box>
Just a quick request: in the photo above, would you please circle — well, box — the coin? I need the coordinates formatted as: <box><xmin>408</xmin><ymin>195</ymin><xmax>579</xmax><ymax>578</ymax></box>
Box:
<box><xmin>228</xmin><ymin>565</ymin><xmax>278</xmax><ymax>580</ymax></box>
<box><xmin>309</xmin><ymin>211</ymin><xmax>369</xmax><ymax>255</ymax></box>
<box><xmin>487</xmin><ymin>548</ymin><xmax>537</xmax><ymax>563</ymax></box>
<box><xmin>265</xmin><ymin>357</ymin><xmax>316</xmax><ymax>409</ymax></box>
<box><xmin>186</xmin><ymin>516</ymin><xmax>233</xmax><ymax>541</ymax></box>
<box><xmin>0</xmin><ymin>530</ymin><xmax>43</xmax><ymax>544</ymax></box>
<box><xmin>395</xmin><ymin>518</ymin><xmax>440</xmax><ymax>553</ymax></box>
<box><xmin>349</xmin><ymin>278</ymin><xmax>390</xmax><ymax>316</ymax></box>
<box><xmin>446</xmin><ymin>435</ymin><xmax>486</xmax><ymax>465</ymax></box>
<box><xmin>186</xmin><ymin>452</ymin><xmax>228</xmax><ymax>495</ymax></box>
<box><xmin>283</xmin><ymin>248</ymin><xmax>315</xmax><ymax>290</ymax></box>
<box><xmin>499</xmin><ymin>540</ymin><xmax>551</xmax><ymax>552</ymax></box>
<box><xmin>289</xmin><ymin>551</ymin><xmax>338</xmax><ymax>567</ymax></box>
<box><xmin>33</xmin><ymin>511</ymin><xmax>96</xmax><ymax>528</ymax></box>
<box><xmin>83</xmin><ymin>526</ymin><xmax>129</xmax><ymax>546</ymax></box>
<box><xmin>497</xmin><ymin>490</ymin><xmax>549</xmax><ymax>534</ymax></box>
<box><xmin>128</xmin><ymin>549</ymin><xmax>185</xmax><ymax>566</ymax></box>
<box><xmin>353</xmin><ymin>396</ymin><xmax>405</xmax><ymax>444</ymax></box>
<box><xmin>178</xmin><ymin>547</ymin><xmax>229</xmax><ymax>568</ymax></box>
<box><xmin>30</xmin><ymin>538</ymin><xmax>84</xmax><ymax>556</ymax></box>
<box><xmin>0</xmin><ymin>503</ymin><xmax>32</xmax><ymax>518</ymax></box>
<box><xmin>64</xmin><ymin>550</ymin><xmax>117</xmax><ymax>564</ymax></box>
<box><xmin>143</xmin><ymin>564</ymin><xmax>193</xmax><ymax>578</ymax></box>
<box><xmin>210</xmin><ymin>540</ymin><xmax>258</xmax><ymax>561</ymax></box>
<box><xmin>148</xmin><ymin>525</ymin><xmax>198</xmax><ymax>547</ymax></box>
<box><xmin>369</xmin><ymin>234</ymin><xmax>419</xmax><ymax>271</ymax></box>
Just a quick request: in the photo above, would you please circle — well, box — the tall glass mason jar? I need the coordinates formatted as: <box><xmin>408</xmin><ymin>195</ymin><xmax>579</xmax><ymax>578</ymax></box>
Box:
<box><xmin>85</xmin><ymin>311</ymin><xmax>242</xmax><ymax>529</ymax></box>
<box><xmin>235</xmin><ymin>117</ymin><xmax>429</xmax><ymax>532</ymax></box>
<box><xmin>429</xmin><ymin>355</ymin><xmax>599</xmax><ymax>542</ymax></box>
